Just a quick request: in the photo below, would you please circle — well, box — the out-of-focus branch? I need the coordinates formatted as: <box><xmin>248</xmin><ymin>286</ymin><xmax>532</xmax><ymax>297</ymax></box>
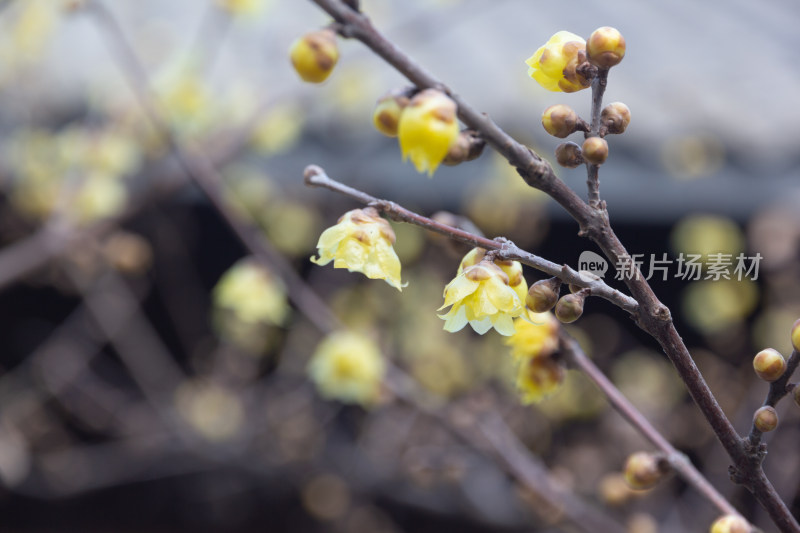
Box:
<box><xmin>303</xmin><ymin>165</ymin><xmax>638</xmax><ymax>315</ymax></box>
<box><xmin>85</xmin><ymin>0</ymin><xmax>340</xmax><ymax>335</ymax></box>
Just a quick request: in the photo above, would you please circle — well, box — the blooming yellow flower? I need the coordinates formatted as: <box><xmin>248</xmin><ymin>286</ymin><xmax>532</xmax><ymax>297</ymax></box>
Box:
<box><xmin>398</xmin><ymin>89</ymin><xmax>460</xmax><ymax>176</ymax></box>
<box><xmin>213</xmin><ymin>258</ymin><xmax>289</xmax><ymax>325</ymax></box>
<box><xmin>439</xmin><ymin>259</ymin><xmax>526</xmax><ymax>336</ymax></box>
<box><xmin>311</xmin><ymin>207</ymin><xmax>405</xmax><ymax>291</ymax></box>
<box><xmin>515</xmin><ymin>354</ymin><xmax>565</xmax><ymax>404</ymax></box>
<box><xmin>308</xmin><ymin>331</ymin><xmax>385</xmax><ymax>407</ymax></box>
<box><xmin>505</xmin><ymin>310</ymin><xmax>559</xmax><ymax>361</ymax></box>
<box><xmin>458</xmin><ymin>247</ymin><xmax>528</xmax><ymax>303</ymax></box>
<box><xmin>525</xmin><ymin>31</ymin><xmax>591</xmax><ymax>93</ymax></box>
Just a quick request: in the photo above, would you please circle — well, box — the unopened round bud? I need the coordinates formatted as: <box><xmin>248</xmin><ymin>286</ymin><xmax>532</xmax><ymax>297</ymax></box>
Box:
<box><xmin>541</xmin><ymin>104</ymin><xmax>579</xmax><ymax>138</ymax></box>
<box><xmin>582</xmin><ymin>137</ymin><xmax>608</xmax><ymax>165</ymax></box>
<box><xmin>289</xmin><ymin>29</ymin><xmax>339</xmax><ymax>83</ymax></box>
<box><xmin>753</xmin><ymin>406</ymin><xmax>778</xmax><ymax>433</ymax></box>
<box><xmin>443</xmin><ymin>129</ymin><xmax>485</xmax><ymax>166</ymax></box>
<box><xmin>753</xmin><ymin>348</ymin><xmax>786</xmax><ymax>382</ymax></box>
<box><xmin>526</xmin><ymin>277</ymin><xmax>562</xmax><ymax>313</ymax></box>
<box><xmin>710</xmin><ymin>514</ymin><xmax>750</xmax><ymax>533</ymax></box>
<box><xmin>372</xmin><ymin>90</ymin><xmax>410</xmax><ymax>137</ymax></box>
<box><xmin>791</xmin><ymin>318</ymin><xmax>800</xmax><ymax>352</ymax></box>
<box><xmin>598</xmin><ymin>473</ymin><xmax>636</xmax><ymax>507</ymax></box>
<box><xmin>601</xmin><ymin>102</ymin><xmax>631</xmax><ymax>134</ymax></box>
<box><xmin>103</xmin><ymin>231</ymin><xmax>153</xmax><ymax>276</ymax></box>
<box><xmin>623</xmin><ymin>452</ymin><xmax>666</xmax><ymax>491</ymax></box>
<box><xmin>555</xmin><ymin>142</ymin><xmax>583</xmax><ymax>168</ymax></box>
<box><xmin>555</xmin><ymin>292</ymin><xmax>584</xmax><ymax>323</ymax></box>
<box><xmin>586</xmin><ymin>27</ymin><xmax>626</xmax><ymax>68</ymax></box>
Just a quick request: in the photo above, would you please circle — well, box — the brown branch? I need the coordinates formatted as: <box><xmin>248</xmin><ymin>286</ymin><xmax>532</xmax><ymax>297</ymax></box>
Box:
<box><xmin>304</xmin><ymin>165</ymin><xmax>638</xmax><ymax>315</ymax></box>
<box><xmin>586</xmin><ymin>68</ymin><xmax>608</xmax><ymax>209</ymax></box>
<box><xmin>558</xmin><ymin>331</ymin><xmax>744</xmax><ymax>520</ymax></box>
<box><xmin>304</xmin><ymin>2</ymin><xmax>800</xmax><ymax>530</ymax></box>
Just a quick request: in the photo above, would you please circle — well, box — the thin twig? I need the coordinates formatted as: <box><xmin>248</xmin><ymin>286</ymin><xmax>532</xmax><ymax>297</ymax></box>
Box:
<box><xmin>558</xmin><ymin>331</ymin><xmax>743</xmax><ymax>519</ymax></box>
<box><xmin>303</xmin><ymin>165</ymin><xmax>638</xmax><ymax>315</ymax></box>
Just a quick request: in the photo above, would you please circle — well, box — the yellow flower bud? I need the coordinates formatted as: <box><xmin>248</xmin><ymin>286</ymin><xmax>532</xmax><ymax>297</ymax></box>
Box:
<box><xmin>372</xmin><ymin>90</ymin><xmax>410</xmax><ymax>137</ymax></box>
<box><xmin>541</xmin><ymin>104</ymin><xmax>580</xmax><ymax>138</ymax></box>
<box><xmin>586</xmin><ymin>27</ymin><xmax>626</xmax><ymax>68</ymax></box>
<box><xmin>397</xmin><ymin>89</ymin><xmax>460</xmax><ymax>176</ymax></box>
<box><xmin>308</xmin><ymin>331</ymin><xmax>385</xmax><ymax>407</ymax></box>
<box><xmin>526</xmin><ymin>277</ymin><xmax>562</xmax><ymax>313</ymax></box>
<box><xmin>623</xmin><ymin>452</ymin><xmax>666</xmax><ymax>490</ymax></box>
<box><xmin>752</xmin><ymin>348</ymin><xmax>786</xmax><ymax>382</ymax></box>
<box><xmin>753</xmin><ymin>406</ymin><xmax>778</xmax><ymax>432</ymax></box>
<box><xmin>582</xmin><ymin>136</ymin><xmax>609</xmax><ymax>165</ymax></box>
<box><xmin>289</xmin><ymin>29</ymin><xmax>339</xmax><ymax>83</ymax></box>
<box><xmin>601</xmin><ymin>102</ymin><xmax>631</xmax><ymax>134</ymax></box>
<box><xmin>555</xmin><ymin>141</ymin><xmax>584</xmax><ymax>168</ymax></box>
<box><xmin>555</xmin><ymin>292</ymin><xmax>585</xmax><ymax>323</ymax></box>
<box><xmin>791</xmin><ymin>318</ymin><xmax>800</xmax><ymax>352</ymax></box>
<box><xmin>709</xmin><ymin>514</ymin><xmax>751</xmax><ymax>533</ymax></box>
<box><xmin>311</xmin><ymin>207</ymin><xmax>406</xmax><ymax>290</ymax></box>
<box><xmin>525</xmin><ymin>31</ymin><xmax>591</xmax><ymax>93</ymax></box>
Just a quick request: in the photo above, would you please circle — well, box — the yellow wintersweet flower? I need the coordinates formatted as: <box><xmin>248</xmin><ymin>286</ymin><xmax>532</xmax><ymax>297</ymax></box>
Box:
<box><xmin>213</xmin><ymin>258</ymin><xmax>289</xmax><ymax>326</ymax></box>
<box><xmin>458</xmin><ymin>247</ymin><xmax>528</xmax><ymax>304</ymax></box>
<box><xmin>311</xmin><ymin>207</ymin><xmax>405</xmax><ymax>291</ymax></box>
<box><xmin>308</xmin><ymin>331</ymin><xmax>385</xmax><ymax>407</ymax></box>
<box><xmin>515</xmin><ymin>354</ymin><xmax>565</xmax><ymax>404</ymax></box>
<box><xmin>397</xmin><ymin>89</ymin><xmax>460</xmax><ymax>176</ymax></box>
<box><xmin>525</xmin><ymin>31</ymin><xmax>591</xmax><ymax>93</ymax></box>
<box><xmin>439</xmin><ymin>259</ymin><xmax>526</xmax><ymax>336</ymax></box>
<box><xmin>505</xmin><ymin>310</ymin><xmax>559</xmax><ymax>361</ymax></box>
<box><xmin>216</xmin><ymin>0</ymin><xmax>271</xmax><ymax>17</ymax></box>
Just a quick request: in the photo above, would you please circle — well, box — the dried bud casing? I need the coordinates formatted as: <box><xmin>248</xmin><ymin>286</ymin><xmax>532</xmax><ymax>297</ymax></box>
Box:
<box><xmin>372</xmin><ymin>89</ymin><xmax>411</xmax><ymax>137</ymax></box>
<box><xmin>623</xmin><ymin>452</ymin><xmax>666</xmax><ymax>491</ymax></box>
<box><xmin>710</xmin><ymin>514</ymin><xmax>751</xmax><ymax>533</ymax></box>
<box><xmin>792</xmin><ymin>318</ymin><xmax>800</xmax><ymax>352</ymax></box>
<box><xmin>541</xmin><ymin>104</ymin><xmax>579</xmax><ymax>138</ymax></box>
<box><xmin>601</xmin><ymin>102</ymin><xmax>631</xmax><ymax>134</ymax></box>
<box><xmin>443</xmin><ymin>129</ymin><xmax>486</xmax><ymax>166</ymax></box>
<box><xmin>582</xmin><ymin>137</ymin><xmax>609</xmax><ymax>165</ymax></box>
<box><xmin>555</xmin><ymin>292</ymin><xmax>585</xmax><ymax>323</ymax></box>
<box><xmin>753</xmin><ymin>406</ymin><xmax>778</xmax><ymax>432</ymax></box>
<box><xmin>555</xmin><ymin>142</ymin><xmax>584</xmax><ymax>168</ymax></box>
<box><xmin>289</xmin><ymin>29</ymin><xmax>339</xmax><ymax>83</ymax></box>
<box><xmin>586</xmin><ymin>27</ymin><xmax>626</xmax><ymax>68</ymax></box>
<box><xmin>753</xmin><ymin>348</ymin><xmax>786</xmax><ymax>382</ymax></box>
<box><xmin>526</xmin><ymin>277</ymin><xmax>562</xmax><ymax>313</ymax></box>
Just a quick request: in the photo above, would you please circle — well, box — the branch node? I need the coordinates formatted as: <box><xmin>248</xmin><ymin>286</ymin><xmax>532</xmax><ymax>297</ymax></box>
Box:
<box><xmin>303</xmin><ymin>164</ymin><xmax>324</xmax><ymax>186</ymax></box>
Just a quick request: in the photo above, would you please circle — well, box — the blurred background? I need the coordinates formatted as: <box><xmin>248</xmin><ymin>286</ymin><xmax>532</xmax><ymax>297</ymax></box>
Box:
<box><xmin>0</xmin><ymin>0</ymin><xmax>799</xmax><ymax>531</ymax></box>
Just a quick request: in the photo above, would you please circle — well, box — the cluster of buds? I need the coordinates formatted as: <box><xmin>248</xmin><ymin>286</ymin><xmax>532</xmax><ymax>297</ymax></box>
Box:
<box><xmin>526</xmin><ymin>27</ymin><xmax>629</xmax><ymax>170</ymax></box>
<box><xmin>371</xmin><ymin>88</ymin><xmax>478</xmax><ymax>176</ymax></box>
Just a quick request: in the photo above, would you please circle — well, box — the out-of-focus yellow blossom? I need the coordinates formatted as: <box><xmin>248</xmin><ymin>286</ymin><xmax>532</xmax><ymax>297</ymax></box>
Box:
<box><xmin>515</xmin><ymin>354</ymin><xmax>565</xmax><ymax>404</ymax></box>
<box><xmin>525</xmin><ymin>31</ymin><xmax>591</xmax><ymax>93</ymax></box>
<box><xmin>216</xmin><ymin>0</ymin><xmax>271</xmax><ymax>17</ymax></box>
<box><xmin>311</xmin><ymin>207</ymin><xmax>405</xmax><ymax>291</ymax></box>
<box><xmin>175</xmin><ymin>381</ymin><xmax>244</xmax><ymax>442</ymax></box>
<box><xmin>213</xmin><ymin>258</ymin><xmax>289</xmax><ymax>326</ymax></box>
<box><xmin>439</xmin><ymin>258</ymin><xmax>527</xmax><ymax>336</ymax></box>
<box><xmin>71</xmin><ymin>174</ymin><xmax>128</xmax><ymax>223</ymax></box>
<box><xmin>458</xmin><ymin>247</ymin><xmax>528</xmax><ymax>303</ymax></box>
<box><xmin>398</xmin><ymin>89</ymin><xmax>459</xmax><ymax>176</ymax></box>
<box><xmin>265</xmin><ymin>201</ymin><xmax>321</xmax><ymax>258</ymax></box>
<box><xmin>251</xmin><ymin>105</ymin><xmax>304</xmax><ymax>155</ymax></box>
<box><xmin>3</xmin><ymin>0</ymin><xmax>57</xmax><ymax>70</ymax></box>
<box><xmin>308</xmin><ymin>331</ymin><xmax>385</xmax><ymax>407</ymax></box>
<box><xmin>505</xmin><ymin>310</ymin><xmax>559</xmax><ymax>361</ymax></box>
<box><xmin>157</xmin><ymin>68</ymin><xmax>213</xmax><ymax>136</ymax></box>
<box><xmin>59</xmin><ymin>126</ymin><xmax>141</xmax><ymax>179</ymax></box>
